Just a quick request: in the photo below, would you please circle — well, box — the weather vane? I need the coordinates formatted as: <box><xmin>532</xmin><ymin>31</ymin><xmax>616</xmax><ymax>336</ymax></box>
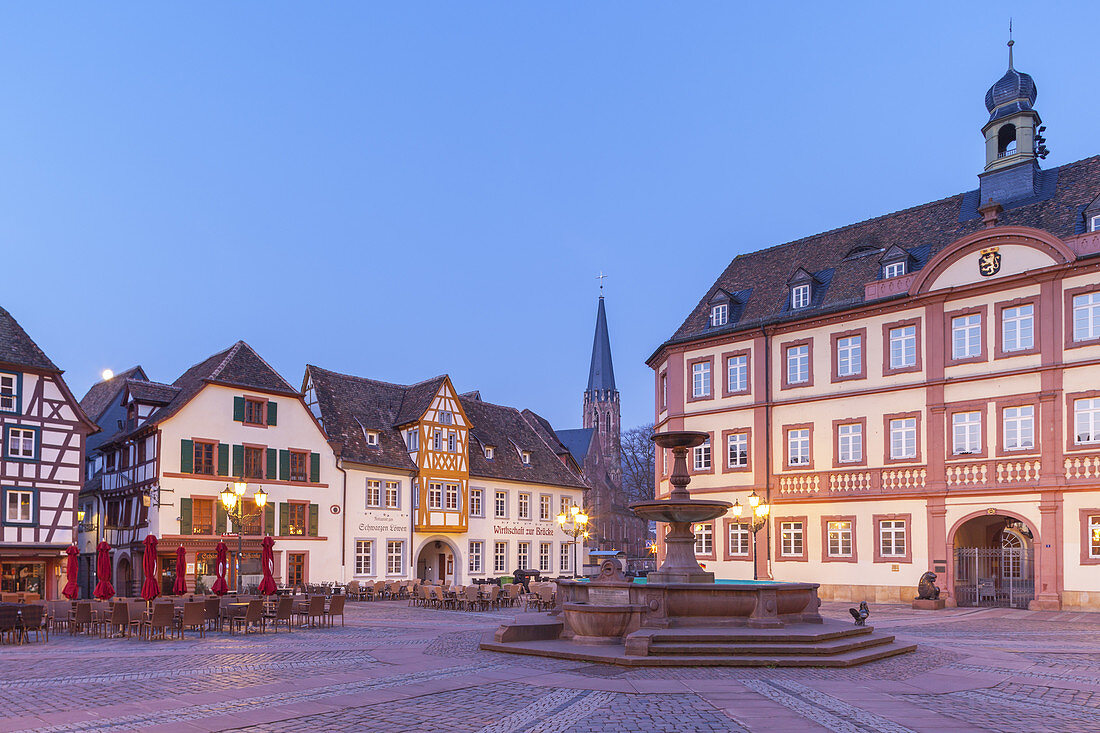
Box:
<box><xmin>596</xmin><ymin>271</ymin><xmax>607</xmax><ymax>294</ymax></box>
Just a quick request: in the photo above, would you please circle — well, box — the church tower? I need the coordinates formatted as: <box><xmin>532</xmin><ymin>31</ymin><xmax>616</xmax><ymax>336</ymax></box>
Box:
<box><xmin>582</xmin><ymin>294</ymin><xmax>622</xmax><ymax>492</ymax></box>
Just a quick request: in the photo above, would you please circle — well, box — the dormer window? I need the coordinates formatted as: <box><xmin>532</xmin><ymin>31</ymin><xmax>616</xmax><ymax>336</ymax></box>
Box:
<box><xmin>791</xmin><ymin>284</ymin><xmax>811</xmax><ymax>310</ymax></box>
<box><xmin>521</xmin><ymin>450</ymin><xmax>531</xmax><ymax>465</ymax></box>
<box><xmin>365</xmin><ymin>431</ymin><xmax>379</xmax><ymax>447</ymax></box>
<box><xmin>406</xmin><ymin>429</ymin><xmax>419</xmax><ymax>451</ymax></box>
<box><xmin>1091</xmin><ymin>214</ymin><xmax>1100</xmax><ymax>232</ymax></box>
<box><xmin>485</xmin><ymin>446</ymin><xmax>495</xmax><ymax>459</ymax></box>
<box><xmin>883</xmin><ymin>261</ymin><xmax>906</xmax><ymax>279</ymax></box>
<box><xmin>710</xmin><ymin>304</ymin><xmax>728</xmax><ymax>327</ymax></box>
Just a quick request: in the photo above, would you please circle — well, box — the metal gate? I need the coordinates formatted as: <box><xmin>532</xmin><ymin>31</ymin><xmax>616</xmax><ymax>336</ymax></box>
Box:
<box><xmin>953</xmin><ymin>547</ymin><xmax>1034</xmax><ymax>609</ymax></box>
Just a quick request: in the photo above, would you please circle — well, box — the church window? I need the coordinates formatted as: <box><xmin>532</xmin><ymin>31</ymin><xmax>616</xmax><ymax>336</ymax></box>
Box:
<box><xmin>603</xmin><ymin>413</ymin><xmax>611</xmax><ymax>432</ymax></box>
<box><xmin>791</xmin><ymin>284</ymin><xmax>811</xmax><ymax>309</ymax></box>
<box><xmin>883</xmin><ymin>261</ymin><xmax>906</xmax><ymax>279</ymax></box>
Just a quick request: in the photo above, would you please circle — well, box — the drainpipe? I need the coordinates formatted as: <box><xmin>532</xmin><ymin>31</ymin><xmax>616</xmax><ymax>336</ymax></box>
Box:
<box><xmin>763</xmin><ymin>327</ymin><xmax>773</xmax><ymax>581</ymax></box>
<box><xmin>329</xmin><ymin>441</ymin><xmax>347</xmax><ymax>583</ymax></box>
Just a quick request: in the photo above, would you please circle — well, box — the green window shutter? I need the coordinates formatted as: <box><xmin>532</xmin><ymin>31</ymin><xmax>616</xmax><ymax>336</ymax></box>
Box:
<box><xmin>215</xmin><ymin>504</ymin><xmax>227</xmax><ymax>535</ymax></box>
<box><xmin>264</xmin><ymin>502</ymin><xmax>275</xmax><ymax>535</ymax></box>
<box><xmin>233</xmin><ymin>396</ymin><xmax>245</xmax><ymax>422</ymax></box>
<box><xmin>232</xmin><ymin>444</ymin><xmax>244</xmax><ymax>477</ymax></box>
<box><xmin>279</xmin><ymin>502</ymin><xmax>290</xmax><ymax>536</ymax></box>
<box><xmin>279</xmin><ymin>450</ymin><xmax>290</xmax><ymax>481</ymax></box>
<box><xmin>265</xmin><ymin>448</ymin><xmax>277</xmax><ymax>480</ymax></box>
<box><xmin>180</xmin><ymin>439</ymin><xmax>193</xmax><ymax>473</ymax></box>
<box><xmin>180</xmin><ymin>498</ymin><xmax>193</xmax><ymax>535</ymax></box>
<box><xmin>267</xmin><ymin>401</ymin><xmax>278</xmax><ymax>426</ymax></box>
<box><xmin>308</xmin><ymin>503</ymin><xmax>319</xmax><ymax>537</ymax></box>
<box><xmin>310</xmin><ymin>452</ymin><xmax>320</xmax><ymax>483</ymax></box>
<box><xmin>217</xmin><ymin>444</ymin><xmax>229</xmax><ymax>476</ymax></box>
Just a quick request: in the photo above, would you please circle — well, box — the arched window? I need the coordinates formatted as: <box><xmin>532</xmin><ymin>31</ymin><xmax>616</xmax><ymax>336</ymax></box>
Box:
<box><xmin>604</xmin><ymin>412</ymin><xmax>611</xmax><ymax>432</ymax></box>
<box><xmin>998</xmin><ymin>124</ymin><xmax>1017</xmax><ymax>157</ymax></box>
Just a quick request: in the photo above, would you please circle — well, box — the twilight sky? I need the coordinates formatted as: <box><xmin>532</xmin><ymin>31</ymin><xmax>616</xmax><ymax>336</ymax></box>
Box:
<box><xmin>2</xmin><ymin>3</ymin><xmax>1097</xmax><ymax>432</ymax></box>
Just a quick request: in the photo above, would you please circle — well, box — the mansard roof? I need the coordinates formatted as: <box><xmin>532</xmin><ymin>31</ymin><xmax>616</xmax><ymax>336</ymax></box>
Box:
<box><xmin>0</xmin><ymin>306</ymin><xmax>60</xmax><ymax>373</ymax></box>
<box><xmin>654</xmin><ymin>155</ymin><xmax>1100</xmax><ymax>358</ymax></box>
<box><xmin>306</xmin><ymin>364</ymin><xmax>588</xmax><ymax>489</ymax></box>
<box><xmin>79</xmin><ymin>366</ymin><xmax>146</xmax><ymax>424</ymax></box>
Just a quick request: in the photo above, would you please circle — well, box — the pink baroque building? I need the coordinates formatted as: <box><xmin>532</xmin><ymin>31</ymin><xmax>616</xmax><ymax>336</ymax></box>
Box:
<box><xmin>647</xmin><ymin>45</ymin><xmax>1100</xmax><ymax>610</ymax></box>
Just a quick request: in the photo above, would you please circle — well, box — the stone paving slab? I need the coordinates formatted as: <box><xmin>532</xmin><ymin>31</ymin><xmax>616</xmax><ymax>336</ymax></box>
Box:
<box><xmin>3</xmin><ymin>600</ymin><xmax>1100</xmax><ymax>732</ymax></box>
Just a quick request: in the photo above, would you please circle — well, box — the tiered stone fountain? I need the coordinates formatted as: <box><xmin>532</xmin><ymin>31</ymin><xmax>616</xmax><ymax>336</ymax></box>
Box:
<box><xmin>482</xmin><ymin>431</ymin><xmax>915</xmax><ymax>666</ymax></box>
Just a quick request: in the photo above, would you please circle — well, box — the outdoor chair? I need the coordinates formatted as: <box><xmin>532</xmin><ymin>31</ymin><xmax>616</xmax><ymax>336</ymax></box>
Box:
<box><xmin>324</xmin><ymin>595</ymin><xmax>345</xmax><ymax>627</ymax></box>
<box><xmin>503</xmin><ymin>584</ymin><xmax>521</xmax><ymax>608</ymax></box>
<box><xmin>295</xmin><ymin>596</ymin><xmax>325</xmax><ymax>627</ymax></box>
<box><xmin>19</xmin><ymin>604</ymin><xmax>46</xmax><ymax>643</ymax></box>
<box><xmin>70</xmin><ymin>602</ymin><xmax>94</xmax><ymax>635</ymax></box>
<box><xmin>264</xmin><ymin>596</ymin><xmax>294</xmax><ymax>633</ymax></box>
<box><xmin>141</xmin><ymin>603</ymin><xmax>176</xmax><ymax>640</ymax></box>
<box><xmin>104</xmin><ymin>601</ymin><xmax>131</xmax><ymax>638</ymax></box>
<box><xmin>345</xmin><ymin>581</ymin><xmax>361</xmax><ymax>601</ymax></box>
<box><xmin>232</xmin><ymin>599</ymin><xmax>264</xmax><ymax>635</ymax></box>
<box><xmin>536</xmin><ymin>585</ymin><xmax>555</xmax><ymax>612</ymax></box>
<box><xmin>428</xmin><ymin>586</ymin><xmax>443</xmax><ymax>609</ymax></box>
<box><xmin>480</xmin><ymin>586</ymin><xmax>501</xmax><ymax>612</ymax></box>
<box><xmin>203</xmin><ymin>597</ymin><xmax>223</xmax><ymax>631</ymax></box>
<box><xmin>179</xmin><ymin>601</ymin><xmax>206</xmax><ymax>639</ymax></box>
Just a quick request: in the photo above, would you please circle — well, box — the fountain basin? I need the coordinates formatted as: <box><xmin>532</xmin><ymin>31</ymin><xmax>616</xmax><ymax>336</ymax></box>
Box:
<box><xmin>630</xmin><ymin>499</ymin><xmax>731</xmax><ymax>524</ymax></box>
<box><xmin>562</xmin><ymin>602</ymin><xmax>648</xmax><ymax>644</ymax></box>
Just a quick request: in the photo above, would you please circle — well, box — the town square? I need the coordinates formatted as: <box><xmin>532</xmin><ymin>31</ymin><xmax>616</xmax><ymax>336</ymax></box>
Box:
<box><xmin>2</xmin><ymin>4</ymin><xmax>1100</xmax><ymax>732</ymax></box>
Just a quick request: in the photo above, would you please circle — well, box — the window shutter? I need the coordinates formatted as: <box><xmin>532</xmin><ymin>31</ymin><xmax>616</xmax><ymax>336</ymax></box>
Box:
<box><xmin>264</xmin><ymin>502</ymin><xmax>275</xmax><ymax>535</ymax></box>
<box><xmin>265</xmin><ymin>448</ymin><xmax>277</xmax><ymax>480</ymax></box>
<box><xmin>308</xmin><ymin>503</ymin><xmax>319</xmax><ymax>537</ymax></box>
<box><xmin>267</xmin><ymin>401</ymin><xmax>277</xmax><ymax>426</ymax></box>
<box><xmin>180</xmin><ymin>498</ymin><xmax>193</xmax><ymax>535</ymax></box>
<box><xmin>180</xmin><ymin>440</ymin><xmax>193</xmax><ymax>473</ymax></box>
<box><xmin>310</xmin><ymin>452</ymin><xmax>320</xmax><ymax>483</ymax></box>
<box><xmin>233</xmin><ymin>396</ymin><xmax>246</xmax><ymax>422</ymax></box>
<box><xmin>215</xmin><ymin>504</ymin><xmax>227</xmax><ymax>535</ymax></box>
<box><xmin>279</xmin><ymin>502</ymin><xmax>290</xmax><ymax>536</ymax></box>
<box><xmin>232</xmin><ymin>445</ymin><xmax>244</xmax><ymax>477</ymax></box>
<box><xmin>217</xmin><ymin>444</ymin><xmax>229</xmax><ymax>476</ymax></box>
<box><xmin>279</xmin><ymin>450</ymin><xmax>290</xmax><ymax>481</ymax></box>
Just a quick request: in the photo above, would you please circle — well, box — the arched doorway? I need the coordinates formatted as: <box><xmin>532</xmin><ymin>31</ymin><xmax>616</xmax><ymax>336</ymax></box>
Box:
<box><xmin>952</xmin><ymin>513</ymin><xmax>1035</xmax><ymax>609</ymax></box>
<box><xmin>416</xmin><ymin>539</ymin><xmax>458</xmax><ymax>584</ymax></box>
<box><xmin>116</xmin><ymin>555</ymin><xmax>133</xmax><ymax>597</ymax></box>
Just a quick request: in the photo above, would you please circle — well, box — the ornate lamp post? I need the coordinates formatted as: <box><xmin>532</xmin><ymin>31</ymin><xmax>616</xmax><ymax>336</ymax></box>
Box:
<box><xmin>556</xmin><ymin>505</ymin><xmax>590</xmax><ymax>578</ymax></box>
<box><xmin>730</xmin><ymin>489</ymin><xmax>770</xmax><ymax>581</ymax></box>
<box><xmin>219</xmin><ymin>481</ymin><xmax>268</xmax><ymax>595</ymax></box>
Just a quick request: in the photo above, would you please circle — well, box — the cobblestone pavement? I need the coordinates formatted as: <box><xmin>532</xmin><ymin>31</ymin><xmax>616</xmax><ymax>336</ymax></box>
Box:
<box><xmin>3</xmin><ymin>601</ymin><xmax>1100</xmax><ymax>732</ymax></box>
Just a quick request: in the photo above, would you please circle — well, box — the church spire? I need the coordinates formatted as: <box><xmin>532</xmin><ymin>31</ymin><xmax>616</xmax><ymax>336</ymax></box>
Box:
<box><xmin>586</xmin><ymin>294</ymin><xmax>617</xmax><ymax>397</ymax></box>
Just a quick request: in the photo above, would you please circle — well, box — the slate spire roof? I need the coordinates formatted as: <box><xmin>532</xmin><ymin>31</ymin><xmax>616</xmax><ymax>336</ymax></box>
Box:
<box><xmin>586</xmin><ymin>296</ymin><xmax>617</xmax><ymax>395</ymax></box>
<box><xmin>0</xmin><ymin>306</ymin><xmax>60</xmax><ymax>373</ymax></box>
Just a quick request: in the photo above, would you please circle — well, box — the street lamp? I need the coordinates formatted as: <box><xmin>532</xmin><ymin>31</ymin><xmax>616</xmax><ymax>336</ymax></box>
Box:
<box><xmin>219</xmin><ymin>481</ymin><xmax>268</xmax><ymax>594</ymax></box>
<box><xmin>556</xmin><ymin>505</ymin><xmax>589</xmax><ymax>578</ymax></box>
<box><xmin>730</xmin><ymin>489</ymin><xmax>770</xmax><ymax>581</ymax></box>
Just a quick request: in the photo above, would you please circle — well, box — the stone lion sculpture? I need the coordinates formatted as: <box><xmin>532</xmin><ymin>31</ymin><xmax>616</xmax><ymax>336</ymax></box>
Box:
<box><xmin>916</xmin><ymin>571</ymin><xmax>940</xmax><ymax>600</ymax></box>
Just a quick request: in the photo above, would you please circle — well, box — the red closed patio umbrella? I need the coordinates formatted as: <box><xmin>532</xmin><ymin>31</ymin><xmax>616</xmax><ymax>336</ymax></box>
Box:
<box><xmin>61</xmin><ymin>544</ymin><xmax>80</xmax><ymax>600</ymax></box>
<box><xmin>173</xmin><ymin>545</ymin><xmax>187</xmax><ymax>595</ymax></box>
<box><xmin>212</xmin><ymin>540</ymin><xmax>229</xmax><ymax>596</ymax></box>
<box><xmin>259</xmin><ymin>536</ymin><xmax>277</xmax><ymax>596</ymax></box>
<box><xmin>140</xmin><ymin>535</ymin><xmax>160</xmax><ymax>602</ymax></box>
<box><xmin>93</xmin><ymin>541</ymin><xmax>115</xmax><ymax>600</ymax></box>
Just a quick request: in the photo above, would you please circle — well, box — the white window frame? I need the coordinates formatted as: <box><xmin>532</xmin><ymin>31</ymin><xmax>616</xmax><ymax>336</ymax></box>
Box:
<box><xmin>385</xmin><ymin>481</ymin><xmax>400</xmax><ymax>509</ymax></box>
<box><xmin>1073</xmin><ymin>292</ymin><xmax>1100</xmax><ymax>342</ymax></box>
<box><xmin>952</xmin><ymin>313</ymin><xmax>982</xmax><ymax>360</ymax></box>
<box><xmin>517</xmin><ymin>541</ymin><xmax>530</xmax><ymax>570</ymax></box>
<box><xmin>444</xmin><ymin>483</ymin><xmax>459</xmax><ymax>511</ymax></box>
<box><xmin>0</xmin><ymin>373</ymin><xmax>18</xmax><ymax>413</ymax></box>
<box><xmin>484</xmin><ymin>446</ymin><xmax>494</xmax><ymax>459</ymax></box>
<box><xmin>365</xmin><ymin>431</ymin><xmax>379</xmax><ymax>446</ymax></box>
<box><xmin>727</xmin><ymin>354</ymin><xmax>748</xmax><ymax>393</ymax></box>
<box><xmin>786</xmin><ymin>344</ymin><xmax>809</xmax><ymax>384</ymax></box>
<box><xmin>354</xmin><ymin>539</ymin><xmax>374</xmax><ymax>576</ymax></box>
<box><xmin>694</xmin><ymin>523</ymin><xmax>713</xmax><ymax>555</ymax></box>
<box><xmin>406</xmin><ymin>429</ymin><xmax>418</xmax><ymax>451</ymax></box>
<box><xmin>728</xmin><ymin>523</ymin><xmax>750</xmax><ymax>556</ymax></box>
<box><xmin>710</xmin><ymin>303</ymin><xmax>728</xmax><ymax>327</ymax></box>
<box><xmin>1091</xmin><ymin>214</ymin><xmax>1100</xmax><ymax>233</ymax></box>
<box><xmin>493</xmin><ymin>541</ymin><xmax>507</xmax><ymax>574</ymax></box>
<box><xmin>560</xmin><ymin>497</ymin><xmax>573</xmax><ymax>516</ymax></box>
<box><xmin>560</xmin><ymin>543</ymin><xmax>571</xmax><ymax>573</ymax></box>
<box><xmin>787</xmin><ymin>429</ymin><xmax>810</xmax><ymax>466</ymax></box>
<box><xmin>386</xmin><ymin>540</ymin><xmax>404</xmax><ymax>576</ymax></box>
<box><xmin>447</xmin><ymin>431</ymin><xmax>456</xmax><ymax>453</ymax></box>
<box><xmin>780</xmin><ymin>521</ymin><xmax>803</xmax><ymax>557</ymax></box>
<box><xmin>879</xmin><ymin>520</ymin><xmax>906</xmax><ymax>558</ymax></box>
<box><xmin>952</xmin><ymin>411</ymin><xmax>982</xmax><ymax>455</ymax></box>
<box><xmin>539</xmin><ymin>542</ymin><xmax>551</xmax><ymax>572</ymax></box>
<box><xmin>518</xmin><ymin>492</ymin><xmax>531</xmax><ymax>520</ymax></box>
<box><xmin>5</xmin><ymin>489</ymin><xmax>33</xmax><ymax>524</ymax></box>
<box><xmin>495</xmin><ymin>490</ymin><xmax>507</xmax><ymax>518</ymax></box>
<box><xmin>1075</xmin><ymin>398</ymin><xmax>1100</xmax><ymax>445</ymax></box>
<box><xmin>889</xmin><ymin>325</ymin><xmax>917</xmax><ymax>370</ymax></box>
<box><xmin>726</xmin><ymin>432</ymin><xmax>748</xmax><ymax>469</ymax></box>
<box><xmin>1001</xmin><ymin>304</ymin><xmax>1034</xmax><ymax>353</ymax></box>
<box><xmin>791</xmin><ymin>283</ymin><xmax>811</xmax><ymax>309</ymax></box>
<box><xmin>7</xmin><ymin>427</ymin><xmax>35</xmax><ymax>460</ymax></box>
<box><xmin>468</xmin><ymin>541</ymin><xmax>484</xmax><ymax>574</ymax></box>
<box><xmin>693</xmin><ymin>438</ymin><xmax>711</xmax><ymax>471</ymax></box>
<box><xmin>539</xmin><ymin>494</ymin><xmax>552</xmax><ymax>521</ymax></box>
<box><xmin>692</xmin><ymin>362</ymin><xmax>711</xmax><ymax>398</ymax></box>
<box><xmin>469</xmin><ymin>488</ymin><xmax>483</xmax><ymax>518</ymax></box>
<box><xmin>427</xmin><ymin>482</ymin><xmax>443</xmax><ymax>510</ymax></box>
<box><xmin>836</xmin><ymin>335</ymin><xmax>862</xmax><ymax>377</ymax></box>
<box><xmin>1003</xmin><ymin>405</ymin><xmax>1035</xmax><ymax>451</ymax></box>
<box><xmin>883</xmin><ymin>261</ymin><xmax>906</xmax><ymax>279</ymax></box>
<box><xmin>889</xmin><ymin>418</ymin><xmax>917</xmax><ymax>460</ymax></box>
<box><xmin>366</xmin><ymin>479</ymin><xmax>381</xmax><ymax>508</ymax></box>
<box><xmin>837</xmin><ymin>423</ymin><xmax>862</xmax><ymax>464</ymax></box>
<box><xmin>826</xmin><ymin>520</ymin><xmax>853</xmax><ymax>558</ymax></box>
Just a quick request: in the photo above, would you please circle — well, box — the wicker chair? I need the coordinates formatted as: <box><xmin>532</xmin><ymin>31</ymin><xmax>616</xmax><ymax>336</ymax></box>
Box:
<box><xmin>179</xmin><ymin>601</ymin><xmax>206</xmax><ymax>639</ymax></box>
<box><xmin>324</xmin><ymin>595</ymin><xmax>345</xmax><ymax>627</ymax></box>
<box><xmin>140</xmin><ymin>603</ymin><xmax>176</xmax><ymax>640</ymax></box>
<box><xmin>264</xmin><ymin>596</ymin><xmax>294</xmax><ymax>633</ymax></box>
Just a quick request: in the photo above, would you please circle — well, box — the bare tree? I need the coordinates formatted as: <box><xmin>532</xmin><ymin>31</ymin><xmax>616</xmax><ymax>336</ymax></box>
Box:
<box><xmin>621</xmin><ymin>423</ymin><xmax>656</xmax><ymax>504</ymax></box>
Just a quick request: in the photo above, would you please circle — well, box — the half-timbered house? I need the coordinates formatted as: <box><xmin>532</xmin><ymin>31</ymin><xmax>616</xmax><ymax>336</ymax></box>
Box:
<box><xmin>0</xmin><ymin>307</ymin><xmax>96</xmax><ymax>599</ymax></box>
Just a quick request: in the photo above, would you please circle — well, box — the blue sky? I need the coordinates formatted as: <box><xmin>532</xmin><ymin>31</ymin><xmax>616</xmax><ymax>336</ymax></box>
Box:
<box><xmin>2</xmin><ymin>3</ymin><xmax>1097</xmax><ymax>431</ymax></box>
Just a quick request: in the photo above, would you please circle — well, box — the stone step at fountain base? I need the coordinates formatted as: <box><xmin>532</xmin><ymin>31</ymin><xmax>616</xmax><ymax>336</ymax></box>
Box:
<box><xmin>481</xmin><ymin>617</ymin><xmax>916</xmax><ymax>667</ymax></box>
